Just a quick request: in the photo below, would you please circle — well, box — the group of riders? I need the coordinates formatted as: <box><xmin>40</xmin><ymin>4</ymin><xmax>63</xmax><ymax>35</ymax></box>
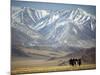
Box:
<box><xmin>69</xmin><ymin>58</ymin><xmax>82</xmax><ymax>66</ymax></box>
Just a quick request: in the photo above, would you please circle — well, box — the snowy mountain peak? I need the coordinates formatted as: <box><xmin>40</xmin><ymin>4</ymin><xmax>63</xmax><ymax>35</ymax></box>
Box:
<box><xmin>11</xmin><ymin>7</ymin><xmax>96</xmax><ymax>48</ymax></box>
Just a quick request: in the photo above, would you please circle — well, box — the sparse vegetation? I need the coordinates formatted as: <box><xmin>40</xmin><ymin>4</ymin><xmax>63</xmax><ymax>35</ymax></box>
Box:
<box><xmin>11</xmin><ymin>64</ymin><xmax>96</xmax><ymax>74</ymax></box>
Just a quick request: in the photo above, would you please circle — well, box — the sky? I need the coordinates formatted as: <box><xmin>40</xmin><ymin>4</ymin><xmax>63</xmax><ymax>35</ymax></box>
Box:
<box><xmin>11</xmin><ymin>0</ymin><xmax>96</xmax><ymax>16</ymax></box>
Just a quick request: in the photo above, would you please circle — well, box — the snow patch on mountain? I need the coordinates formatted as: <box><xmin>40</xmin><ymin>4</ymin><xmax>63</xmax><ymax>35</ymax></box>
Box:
<box><xmin>11</xmin><ymin>7</ymin><xmax>96</xmax><ymax>48</ymax></box>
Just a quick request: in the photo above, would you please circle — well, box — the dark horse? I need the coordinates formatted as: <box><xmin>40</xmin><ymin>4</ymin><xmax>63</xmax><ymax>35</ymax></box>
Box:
<box><xmin>69</xmin><ymin>58</ymin><xmax>81</xmax><ymax>66</ymax></box>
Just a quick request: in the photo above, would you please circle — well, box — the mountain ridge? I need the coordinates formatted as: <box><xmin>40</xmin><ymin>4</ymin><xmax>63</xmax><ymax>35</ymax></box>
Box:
<box><xmin>11</xmin><ymin>7</ymin><xmax>96</xmax><ymax>48</ymax></box>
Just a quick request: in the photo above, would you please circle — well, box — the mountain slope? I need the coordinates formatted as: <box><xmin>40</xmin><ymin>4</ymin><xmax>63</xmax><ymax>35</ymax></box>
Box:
<box><xmin>11</xmin><ymin>7</ymin><xmax>96</xmax><ymax>48</ymax></box>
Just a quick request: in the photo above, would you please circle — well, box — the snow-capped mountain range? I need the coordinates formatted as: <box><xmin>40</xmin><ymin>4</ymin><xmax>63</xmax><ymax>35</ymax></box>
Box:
<box><xmin>11</xmin><ymin>7</ymin><xmax>96</xmax><ymax>48</ymax></box>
